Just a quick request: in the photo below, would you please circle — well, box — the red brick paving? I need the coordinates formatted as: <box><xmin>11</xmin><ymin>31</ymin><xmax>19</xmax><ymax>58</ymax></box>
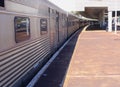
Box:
<box><xmin>63</xmin><ymin>29</ymin><xmax>120</xmax><ymax>87</ymax></box>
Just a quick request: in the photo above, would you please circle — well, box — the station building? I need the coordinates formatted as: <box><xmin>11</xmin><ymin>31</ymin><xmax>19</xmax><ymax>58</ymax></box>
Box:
<box><xmin>72</xmin><ymin>0</ymin><xmax>120</xmax><ymax>33</ymax></box>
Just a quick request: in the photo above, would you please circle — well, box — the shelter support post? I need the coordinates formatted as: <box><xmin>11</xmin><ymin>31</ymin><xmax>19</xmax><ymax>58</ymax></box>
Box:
<box><xmin>108</xmin><ymin>11</ymin><xmax>112</xmax><ymax>32</ymax></box>
<box><xmin>115</xmin><ymin>10</ymin><xmax>117</xmax><ymax>34</ymax></box>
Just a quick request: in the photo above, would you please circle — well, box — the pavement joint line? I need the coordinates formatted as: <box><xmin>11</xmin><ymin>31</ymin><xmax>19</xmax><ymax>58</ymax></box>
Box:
<box><xmin>27</xmin><ymin>27</ymin><xmax>85</xmax><ymax>87</ymax></box>
<box><xmin>67</xmin><ymin>75</ymin><xmax>120</xmax><ymax>78</ymax></box>
<box><xmin>111</xmin><ymin>32</ymin><xmax>120</xmax><ymax>36</ymax></box>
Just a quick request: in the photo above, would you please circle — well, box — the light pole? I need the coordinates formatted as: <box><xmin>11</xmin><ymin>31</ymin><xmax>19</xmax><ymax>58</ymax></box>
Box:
<box><xmin>114</xmin><ymin>2</ymin><xmax>117</xmax><ymax>34</ymax></box>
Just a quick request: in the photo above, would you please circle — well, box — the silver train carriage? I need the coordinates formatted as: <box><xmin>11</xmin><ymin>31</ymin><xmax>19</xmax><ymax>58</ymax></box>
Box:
<box><xmin>0</xmin><ymin>0</ymin><xmax>83</xmax><ymax>87</ymax></box>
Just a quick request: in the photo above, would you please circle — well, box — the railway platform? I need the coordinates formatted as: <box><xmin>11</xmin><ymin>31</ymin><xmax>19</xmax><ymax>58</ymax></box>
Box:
<box><xmin>63</xmin><ymin>26</ymin><xmax>120</xmax><ymax>87</ymax></box>
<box><xmin>28</xmin><ymin>25</ymin><xmax>120</xmax><ymax>87</ymax></box>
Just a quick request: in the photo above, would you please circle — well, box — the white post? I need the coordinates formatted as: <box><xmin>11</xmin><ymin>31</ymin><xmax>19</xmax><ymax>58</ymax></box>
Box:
<box><xmin>108</xmin><ymin>11</ymin><xmax>112</xmax><ymax>32</ymax></box>
<box><xmin>26</xmin><ymin>19</ymin><xmax>29</xmax><ymax>35</ymax></box>
<box><xmin>114</xmin><ymin>11</ymin><xmax>117</xmax><ymax>34</ymax></box>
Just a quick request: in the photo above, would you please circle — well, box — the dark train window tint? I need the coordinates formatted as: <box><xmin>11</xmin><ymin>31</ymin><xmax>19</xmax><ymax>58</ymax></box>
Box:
<box><xmin>48</xmin><ymin>8</ymin><xmax>50</xmax><ymax>13</ymax></box>
<box><xmin>14</xmin><ymin>17</ymin><xmax>30</xmax><ymax>43</ymax></box>
<box><xmin>40</xmin><ymin>18</ymin><xmax>47</xmax><ymax>34</ymax></box>
<box><xmin>0</xmin><ymin>0</ymin><xmax>4</xmax><ymax>7</ymax></box>
<box><xmin>52</xmin><ymin>9</ymin><xmax>54</xmax><ymax>14</ymax></box>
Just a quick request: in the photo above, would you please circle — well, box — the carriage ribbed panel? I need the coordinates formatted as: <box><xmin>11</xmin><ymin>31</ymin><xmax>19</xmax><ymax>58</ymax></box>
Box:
<box><xmin>0</xmin><ymin>36</ymin><xmax>51</xmax><ymax>87</ymax></box>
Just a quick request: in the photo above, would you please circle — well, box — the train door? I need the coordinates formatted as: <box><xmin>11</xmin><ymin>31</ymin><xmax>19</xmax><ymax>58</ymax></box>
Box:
<box><xmin>67</xmin><ymin>17</ymin><xmax>69</xmax><ymax>38</ymax></box>
<box><xmin>62</xmin><ymin>14</ymin><xmax>67</xmax><ymax>41</ymax></box>
<box><xmin>49</xmin><ymin>8</ymin><xmax>58</xmax><ymax>52</ymax></box>
<box><xmin>56</xmin><ymin>11</ymin><xmax>59</xmax><ymax>43</ymax></box>
<box><xmin>49</xmin><ymin>8</ymin><xmax>55</xmax><ymax>52</ymax></box>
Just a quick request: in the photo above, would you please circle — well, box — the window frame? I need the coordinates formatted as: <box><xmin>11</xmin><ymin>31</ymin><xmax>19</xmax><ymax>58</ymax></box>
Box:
<box><xmin>14</xmin><ymin>16</ymin><xmax>31</xmax><ymax>43</ymax></box>
<box><xmin>0</xmin><ymin>0</ymin><xmax>4</xmax><ymax>7</ymax></box>
<box><xmin>40</xmin><ymin>18</ymin><xmax>48</xmax><ymax>35</ymax></box>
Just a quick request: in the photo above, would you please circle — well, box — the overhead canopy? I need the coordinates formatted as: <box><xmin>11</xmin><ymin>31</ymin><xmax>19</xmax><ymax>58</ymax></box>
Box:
<box><xmin>74</xmin><ymin>0</ymin><xmax>120</xmax><ymax>19</ymax></box>
<box><xmin>80</xmin><ymin>7</ymin><xmax>107</xmax><ymax>19</ymax></box>
<box><xmin>78</xmin><ymin>7</ymin><xmax>120</xmax><ymax>19</ymax></box>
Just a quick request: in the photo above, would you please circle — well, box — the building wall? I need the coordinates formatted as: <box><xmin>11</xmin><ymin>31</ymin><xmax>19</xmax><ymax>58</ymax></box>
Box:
<box><xmin>75</xmin><ymin>0</ymin><xmax>120</xmax><ymax>11</ymax></box>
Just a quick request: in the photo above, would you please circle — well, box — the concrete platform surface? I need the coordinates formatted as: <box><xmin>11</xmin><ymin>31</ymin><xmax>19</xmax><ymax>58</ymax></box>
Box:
<box><xmin>63</xmin><ymin>28</ymin><xmax>120</xmax><ymax>87</ymax></box>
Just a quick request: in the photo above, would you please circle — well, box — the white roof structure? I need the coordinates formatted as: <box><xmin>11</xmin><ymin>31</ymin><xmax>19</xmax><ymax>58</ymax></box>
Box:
<box><xmin>73</xmin><ymin>0</ymin><xmax>120</xmax><ymax>19</ymax></box>
<box><xmin>75</xmin><ymin>0</ymin><xmax>120</xmax><ymax>11</ymax></box>
<box><xmin>72</xmin><ymin>0</ymin><xmax>120</xmax><ymax>32</ymax></box>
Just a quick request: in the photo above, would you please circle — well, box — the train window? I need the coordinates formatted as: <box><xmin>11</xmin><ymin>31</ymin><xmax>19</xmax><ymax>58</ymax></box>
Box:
<box><xmin>48</xmin><ymin>8</ymin><xmax>50</xmax><ymax>13</ymax></box>
<box><xmin>52</xmin><ymin>9</ymin><xmax>54</xmax><ymax>14</ymax></box>
<box><xmin>40</xmin><ymin>18</ymin><xmax>48</xmax><ymax>34</ymax></box>
<box><xmin>0</xmin><ymin>0</ymin><xmax>4</xmax><ymax>7</ymax></box>
<box><xmin>14</xmin><ymin>17</ymin><xmax>30</xmax><ymax>43</ymax></box>
<box><xmin>62</xmin><ymin>15</ymin><xmax>66</xmax><ymax>27</ymax></box>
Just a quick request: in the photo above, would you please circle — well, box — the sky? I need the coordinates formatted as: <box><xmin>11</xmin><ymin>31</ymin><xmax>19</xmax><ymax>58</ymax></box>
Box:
<box><xmin>48</xmin><ymin>0</ymin><xmax>76</xmax><ymax>11</ymax></box>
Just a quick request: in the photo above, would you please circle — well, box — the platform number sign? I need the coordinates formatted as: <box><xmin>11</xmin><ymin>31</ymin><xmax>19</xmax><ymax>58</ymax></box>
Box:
<box><xmin>0</xmin><ymin>0</ymin><xmax>4</xmax><ymax>7</ymax></box>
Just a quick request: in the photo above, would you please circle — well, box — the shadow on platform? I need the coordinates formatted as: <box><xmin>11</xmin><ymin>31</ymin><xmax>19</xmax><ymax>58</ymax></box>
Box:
<box><xmin>86</xmin><ymin>24</ymin><xmax>105</xmax><ymax>31</ymax></box>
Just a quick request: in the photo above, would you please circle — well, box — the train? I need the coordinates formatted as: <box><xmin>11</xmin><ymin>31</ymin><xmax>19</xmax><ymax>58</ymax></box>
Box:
<box><xmin>0</xmin><ymin>0</ymin><xmax>86</xmax><ymax>87</ymax></box>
